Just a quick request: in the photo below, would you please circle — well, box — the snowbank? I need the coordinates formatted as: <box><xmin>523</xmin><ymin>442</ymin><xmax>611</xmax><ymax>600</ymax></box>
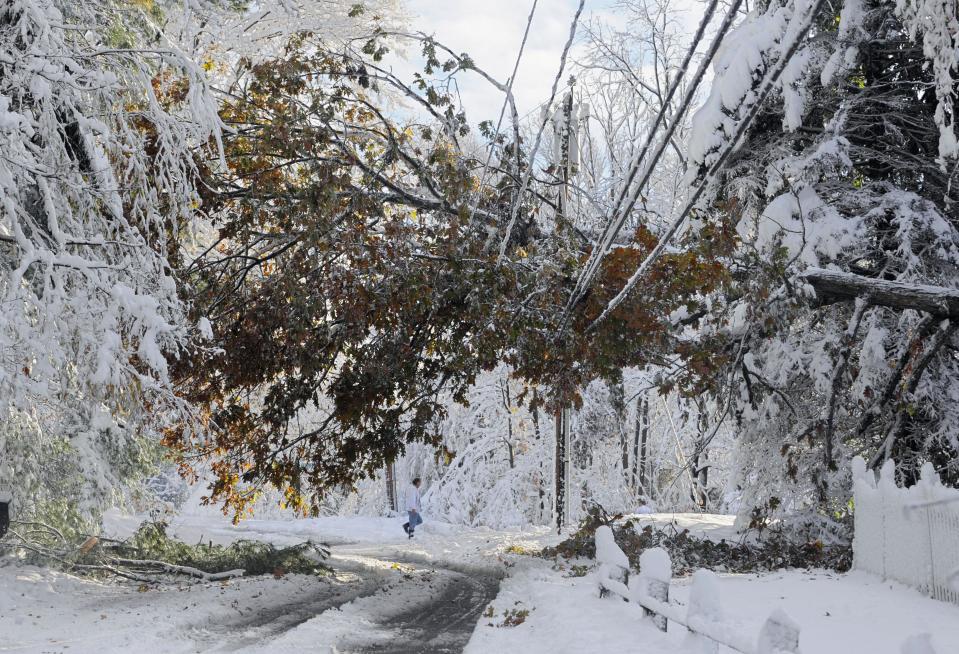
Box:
<box><xmin>465</xmin><ymin>559</ymin><xmax>672</xmax><ymax>654</ymax></box>
<box><xmin>473</xmin><ymin>560</ymin><xmax>959</xmax><ymax>654</ymax></box>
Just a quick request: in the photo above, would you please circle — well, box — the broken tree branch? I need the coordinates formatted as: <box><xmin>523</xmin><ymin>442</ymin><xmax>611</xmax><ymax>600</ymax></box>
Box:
<box><xmin>800</xmin><ymin>268</ymin><xmax>959</xmax><ymax>318</ymax></box>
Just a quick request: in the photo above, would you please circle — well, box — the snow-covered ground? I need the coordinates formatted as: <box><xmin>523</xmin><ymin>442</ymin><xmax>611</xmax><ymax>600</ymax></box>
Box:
<box><xmin>468</xmin><ymin>555</ymin><xmax>959</xmax><ymax>654</ymax></box>
<box><xmin>3</xmin><ymin>512</ymin><xmax>958</xmax><ymax>653</ymax></box>
<box><xmin>623</xmin><ymin>511</ymin><xmax>742</xmax><ymax>542</ymax></box>
<box><xmin>0</xmin><ymin>561</ymin><xmax>379</xmax><ymax>653</ymax></box>
<box><xmin>468</xmin><ymin>512</ymin><xmax>959</xmax><ymax>654</ymax></box>
<box><xmin>1</xmin><ymin>512</ymin><xmax>550</xmax><ymax>653</ymax></box>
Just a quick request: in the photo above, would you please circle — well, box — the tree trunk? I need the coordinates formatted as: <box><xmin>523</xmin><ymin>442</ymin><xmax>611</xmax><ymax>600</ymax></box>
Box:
<box><xmin>633</xmin><ymin>394</ymin><xmax>650</xmax><ymax>497</ymax></box>
<box><xmin>500</xmin><ymin>377</ymin><xmax>515</xmax><ymax>469</ymax></box>
<box><xmin>385</xmin><ymin>463</ymin><xmax>397</xmax><ymax>512</ymax></box>
<box><xmin>532</xmin><ymin>401</ymin><xmax>547</xmax><ymax>523</ymax></box>
<box><xmin>555</xmin><ymin>408</ymin><xmax>566</xmax><ymax>533</ymax></box>
<box><xmin>801</xmin><ymin>268</ymin><xmax>959</xmax><ymax>318</ymax></box>
<box><xmin>610</xmin><ymin>378</ymin><xmax>629</xmax><ymax>476</ymax></box>
<box><xmin>692</xmin><ymin>398</ymin><xmax>709</xmax><ymax>508</ymax></box>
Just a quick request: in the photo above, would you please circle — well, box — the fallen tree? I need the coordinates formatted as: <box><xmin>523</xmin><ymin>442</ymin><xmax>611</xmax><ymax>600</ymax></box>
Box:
<box><xmin>800</xmin><ymin>268</ymin><xmax>959</xmax><ymax>319</ymax></box>
<box><xmin>0</xmin><ymin>520</ymin><xmax>331</xmax><ymax>583</ymax></box>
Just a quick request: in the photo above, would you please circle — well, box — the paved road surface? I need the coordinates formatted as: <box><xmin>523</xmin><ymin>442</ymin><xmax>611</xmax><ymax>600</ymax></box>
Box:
<box><xmin>202</xmin><ymin>545</ymin><xmax>503</xmax><ymax>653</ymax></box>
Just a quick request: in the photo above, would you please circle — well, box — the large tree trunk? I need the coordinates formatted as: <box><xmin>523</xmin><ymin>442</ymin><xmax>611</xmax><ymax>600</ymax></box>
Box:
<box><xmin>801</xmin><ymin>268</ymin><xmax>959</xmax><ymax>318</ymax></box>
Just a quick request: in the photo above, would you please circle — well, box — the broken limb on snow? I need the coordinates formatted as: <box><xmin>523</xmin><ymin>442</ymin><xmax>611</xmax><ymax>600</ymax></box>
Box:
<box><xmin>800</xmin><ymin>268</ymin><xmax>959</xmax><ymax>318</ymax></box>
<box><xmin>107</xmin><ymin>559</ymin><xmax>245</xmax><ymax>582</ymax></box>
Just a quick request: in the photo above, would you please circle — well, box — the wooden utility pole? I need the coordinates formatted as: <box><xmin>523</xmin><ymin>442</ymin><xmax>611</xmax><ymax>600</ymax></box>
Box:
<box><xmin>554</xmin><ymin>405</ymin><xmax>571</xmax><ymax>532</ymax></box>
<box><xmin>552</xmin><ymin>89</ymin><xmax>580</xmax><ymax>533</ymax></box>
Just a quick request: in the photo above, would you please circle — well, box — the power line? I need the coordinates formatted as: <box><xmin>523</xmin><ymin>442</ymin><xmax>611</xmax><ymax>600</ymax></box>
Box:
<box><xmin>561</xmin><ymin>0</ymin><xmax>725</xmax><ymax>324</ymax></box>
<box><xmin>466</xmin><ymin>0</ymin><xmax>538</xmax><ymax>229</ymax></box>
<box><xmin>588</xmin><ymin>0</ymin><xmax>829</xmax><ymax>331</ymax></box>
<box><xmin>497</xmin><ymin>0</ymin><xmax>587</xmax><ymax>263</ymax></box>
<box><xmin>558</xmin><ymin>0</ymin><xmax>743</xmax><ymax>336</ymax></box>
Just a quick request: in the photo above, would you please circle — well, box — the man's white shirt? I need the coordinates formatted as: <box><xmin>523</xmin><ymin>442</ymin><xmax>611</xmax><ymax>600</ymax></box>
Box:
<box><xmin>406</xmin><ymin>484</ymin><xmax>421</xmax><ymax>512</ymax></box>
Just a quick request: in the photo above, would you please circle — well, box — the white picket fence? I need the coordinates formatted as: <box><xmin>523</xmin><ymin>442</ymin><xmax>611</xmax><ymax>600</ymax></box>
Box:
<box><xmin>852</xmin><ymin>456</ymin><xmax>959</xmax><ymax>605</ymax></box>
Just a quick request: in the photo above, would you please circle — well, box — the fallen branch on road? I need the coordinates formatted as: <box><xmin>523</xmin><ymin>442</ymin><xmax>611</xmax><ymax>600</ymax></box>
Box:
<box><xmin>1</xmin><ymin>519</ymin><xmax>331</xmax><ymax>584</ymax></box>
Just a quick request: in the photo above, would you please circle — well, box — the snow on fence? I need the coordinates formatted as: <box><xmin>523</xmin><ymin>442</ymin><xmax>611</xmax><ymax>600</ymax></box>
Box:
<box><xmin>595</xmin><ymin>526</ymin><xmax>800</xmax><ymax>653</ymax></box>
<box><xmin>852</xmin><ymin>456</ymin><xmax>959</xmax><ymax>605</ymax></box>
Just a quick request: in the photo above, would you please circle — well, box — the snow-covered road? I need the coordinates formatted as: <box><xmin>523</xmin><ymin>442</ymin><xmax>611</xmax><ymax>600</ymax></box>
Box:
<box><xmin>0</xmin><ymin>544</ymin><xmax>503</xmax><ymax>654</ymax></box>
<box><xmin>5</xmin><ymin>513</ymin><xmax>959</xmax><ymax>653</ymax></box>
<box><xmin>0</xmin><ymin>514</ymin><xmax>526</xmax><ymax>653</ymax></box>
<box><xmin>274</xmin><ymin>550</ymin><xmax>501</xmax><ymax>654</ymax></box>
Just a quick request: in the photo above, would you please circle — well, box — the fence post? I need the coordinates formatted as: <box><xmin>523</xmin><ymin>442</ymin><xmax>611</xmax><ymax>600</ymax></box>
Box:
<box><xmin>638</xmin><ymin>547</ymin><xmax>671</xmax><ymax>632</ymax></box>
<box><xmin>687</xmin><ymin>569</ymin><xmax>722</xmax><ymax>653</ymax></box>
<box><xmin>594</xmin><ymin>525</ymin><xmax>630</xmax><ymax>600</ymax></box>
<box><xmin>646</xmin><ymin>578</ymin><xmax>669</xmax><ymax>631</ymax></box>
<box><xmin>756</xmin><ymin>609</ymin><xmax>800</xmax><ymax>654</ymax></box>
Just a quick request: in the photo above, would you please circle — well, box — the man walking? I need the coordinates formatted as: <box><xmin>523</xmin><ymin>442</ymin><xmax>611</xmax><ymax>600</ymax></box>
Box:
<box><xmin>402</xmin><ymin>477</ymin><xmax>422</xmax><ymax>539</ymax></box>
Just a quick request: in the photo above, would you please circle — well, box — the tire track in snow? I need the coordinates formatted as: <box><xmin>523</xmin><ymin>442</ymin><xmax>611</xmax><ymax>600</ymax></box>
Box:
<box><xmin>346</xmin><ymin>565</ymin><xmax>501</xmax><ymax>653</ymax></box>
<box><xmin>192</xmin><ymin>548</ymin><xmax>502</xmax><ymax>653</ymax></box>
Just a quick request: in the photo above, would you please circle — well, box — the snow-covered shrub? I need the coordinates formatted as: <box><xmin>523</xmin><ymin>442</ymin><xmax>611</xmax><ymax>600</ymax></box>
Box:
<box><xmin>545</xmin><ymin>516</ymin><xmax>852</xmax><ymax>574</ymax></box>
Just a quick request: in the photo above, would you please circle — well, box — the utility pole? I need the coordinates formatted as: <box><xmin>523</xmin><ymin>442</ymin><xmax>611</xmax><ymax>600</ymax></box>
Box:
<box><xmin>551</xmin><ymin>88</ymin><xmax>584</xmax><ymax>533</ymax></box>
